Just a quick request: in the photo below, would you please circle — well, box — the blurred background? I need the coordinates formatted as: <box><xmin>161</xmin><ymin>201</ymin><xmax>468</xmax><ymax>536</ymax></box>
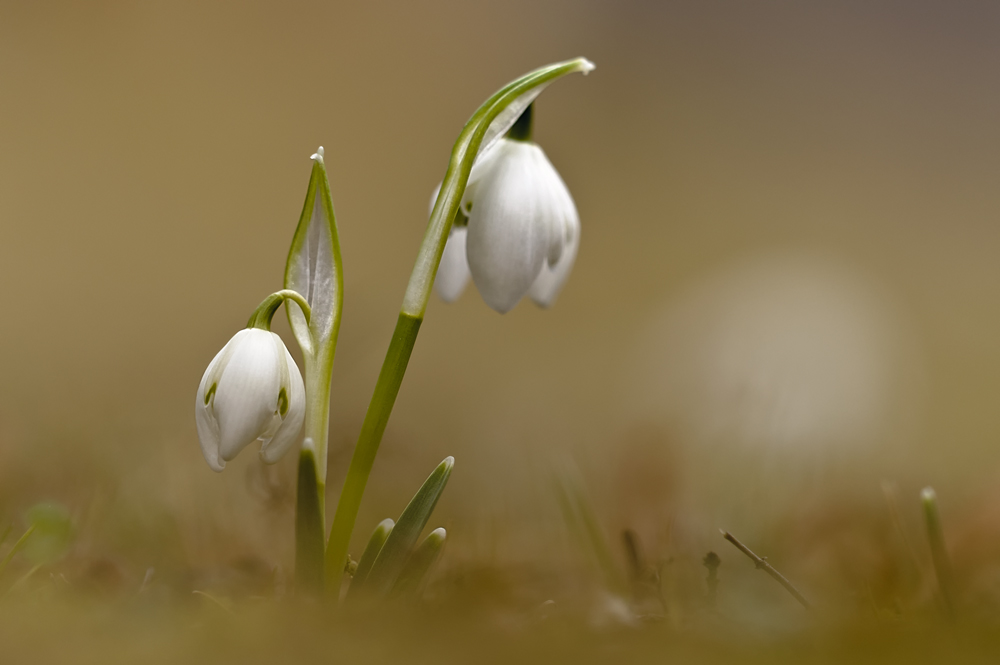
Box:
<box><xmin>2</xmin><ymin>0</ymin><xmax>1000</xmax><ymax>624</ymax></box>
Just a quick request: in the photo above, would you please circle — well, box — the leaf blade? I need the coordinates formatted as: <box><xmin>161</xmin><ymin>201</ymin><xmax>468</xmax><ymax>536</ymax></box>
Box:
<box><xmin>346</xmin><ymin>518</ymin><xmax>394</xmax><ymax>598</ymax></box>
<box><xmin>284</xmin><ymin>150</ymin><xmax>343</xmax><ymax>359</ymax></box>
<box><xmin>391</xmin><ymin>527</ymin><xmax>446</xmax><ymax>599</ymax></box>
<box><xmin>364</xmin><ymin>457</ymin><xmax>453</xmax><ymax>597</ymax></box>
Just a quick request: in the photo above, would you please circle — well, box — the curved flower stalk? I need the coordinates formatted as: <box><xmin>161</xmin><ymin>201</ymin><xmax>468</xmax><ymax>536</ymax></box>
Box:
<box><xmin>195</xmin><ymin>290</ymin><xmax>311</xmax><ymax>472</ymax></box>
<box><xmin>325</xmin><ymin>57</ymin><xmax>594</xmax><ymax>597</ymax></box>
<box><xmin>431</xmin><ymin>104</ymin><xmax>581</xmax><ymax>312</ymax></box>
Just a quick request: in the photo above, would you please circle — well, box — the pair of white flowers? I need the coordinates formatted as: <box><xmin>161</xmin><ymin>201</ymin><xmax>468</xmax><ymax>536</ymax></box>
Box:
<box><xmin>195</xmin><ymin>131</ymin><xmax>581</xmax><ymax>470</ymax></box>
<box><xmin>434</xmin><ymin>134</ymin><xmax>580</xmax><ymax>313</ymax></box>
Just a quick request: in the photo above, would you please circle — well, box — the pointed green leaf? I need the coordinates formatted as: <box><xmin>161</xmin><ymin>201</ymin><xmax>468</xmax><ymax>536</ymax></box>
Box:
<box><xmin>295</xmin><ymin>446</ymin><xmax>325</xmax><ymax>593</ymax></box>
<box><xmin>391</xmin><ymin>527</ymin><xmax>446</xmax><ymax>598</ymax></box>
<box><xmin>346</xmin><ymin>518</ymin><xmax>394</xmax><ymax>598</ymax></box>
<box><xmin>284</xmin><ymin>148</ymin><xmax>343</xmax><ymax>359</ymax></box>
<box><xmin>364</xmin><ymin>457</ymin><xmax>453</xmax><ymax>597</ymax></box>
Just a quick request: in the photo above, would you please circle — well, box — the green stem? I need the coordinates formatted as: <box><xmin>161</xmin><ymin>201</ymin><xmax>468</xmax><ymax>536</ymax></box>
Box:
<box><xmin>323</xmin><ymin>58</ymin><xmax>593</xmax><ymax>598</ymax></box>
<box><xmin>246</xmin><ymin>289</ymin><xmax>311</xmax><ymax>331</ymax></box>
<box><xmin>324</xmin><ymin>313</ymin><xmax>420</xmax><ymax>590</ymax></box>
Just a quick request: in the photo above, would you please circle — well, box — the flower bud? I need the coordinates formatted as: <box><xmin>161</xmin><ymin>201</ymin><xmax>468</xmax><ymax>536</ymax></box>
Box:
<box><xmin>195</xmin><ymin>328</ymin><xmax>305</xmax><ymax>472</ymax></box>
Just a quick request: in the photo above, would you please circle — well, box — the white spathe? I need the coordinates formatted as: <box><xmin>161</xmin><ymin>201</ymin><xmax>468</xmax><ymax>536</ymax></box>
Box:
<box><xmin>464</xmin><ymin>138</ymin><xmax>579</xmax><ymax>313</ymax></box>
<box><xmin>195</xmin><ymin>328</ymin><xmax>305</xmax><ymax>472</ymax></box>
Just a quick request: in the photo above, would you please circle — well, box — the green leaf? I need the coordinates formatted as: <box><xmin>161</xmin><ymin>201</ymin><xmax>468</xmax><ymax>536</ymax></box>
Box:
<box><xmin>363</xmin><ymin>457</ymin><xmax>453</xmax><ymax>597</ymax></box>
<box><xmin>284</xmin><ymin>148</ymin><xmax>343</xmax><ymax>360</ymax></box>
<box><xmin>391</xmin><ymin>527</ymin><xmax>446</xmax><ymax>599</ymax></box>
<box><xmin>295</xmin><ymin>447</ymin><xmax>325</xmax><ymax>593</ymax></box>
<box><xmin>345</xmin><ymin>518</ymin><xmax>394</xmax><ymax>599</ymax></box>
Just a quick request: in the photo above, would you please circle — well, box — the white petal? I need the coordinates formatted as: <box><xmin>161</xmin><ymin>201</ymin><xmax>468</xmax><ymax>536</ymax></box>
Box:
<box><xmin>466</xmin><ymin>140</ymin><xmax>552</xmax><ymax>313</ymax></box>
<box><xmin>196</xmin><ymin>344</ymin><xmax>230</xmax><ymax>473</ymax></box>
<box><xmin>195</xmin><ymin>329</ymin><xmax>249</xmax><ymax>472</ymax></box>
<box><xmin>435</xmin><ymin>227</ymin><xmax>471</xmax><ymax>302</ymax></box>
<box><xmin>213</xmin><ymin>329</ymin><xmax>283</xmax><ymax>462</ymax></box>
<box><xmin>460</xmin><ymin>142</ymin><xmax>503</xmax><ymax>215</ymax></box>
<box><xmin>259</xmin><ymin>341</ymin><xmax>306</xmax><ymax>464</ymax></box>
<box><xmin>530</xmin><ymin>217</ymin><xmax>579</xmax><ymax>308</ymax></box>
<box><xmin>532</xmin><ymin>148</ymin><xmax>570</xmax><ymax>267</ymax></box>
<box><xmin>428</xmin><ymin>182</ymin><xmax>472</xmax><ymax>303</ymax></box>
<box><xmin>529</xmin><ymin>150</ymin><xmax>580</xmax><ymax>307</ymax></box>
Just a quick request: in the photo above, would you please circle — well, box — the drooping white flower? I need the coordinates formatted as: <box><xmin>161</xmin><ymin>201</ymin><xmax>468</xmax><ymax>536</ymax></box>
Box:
<box><xmin>464</xmin><ymin>137</ymin><xmax>579</xmax><ymax>313</ymax></box>
<box><xmin>195</xmin><ymin>328</ymin><xmax>305</xmax><ymax>472</ymax></box>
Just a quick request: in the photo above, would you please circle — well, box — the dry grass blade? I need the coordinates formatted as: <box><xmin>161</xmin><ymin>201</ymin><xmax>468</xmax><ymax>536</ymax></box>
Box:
<box><xmin>720</xmin><ymin>529</ymin><xmax>811</xmax><ymax>609</ymax></box>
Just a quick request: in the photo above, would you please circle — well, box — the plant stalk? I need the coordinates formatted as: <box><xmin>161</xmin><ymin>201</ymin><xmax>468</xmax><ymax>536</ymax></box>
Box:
<box><xmin>721</xmin><ymin>529</ymin><xmax>811</xmax><ymax>609</ymax></box>
<box><xmin>323</xmin><ymin>58</ymin><xmax>593</xmax><ymax>598</ymax></box>
<box><xmin>324</xmin><ymin>313</ymin><xmax>420</xmax><ymax>592</ymax></box>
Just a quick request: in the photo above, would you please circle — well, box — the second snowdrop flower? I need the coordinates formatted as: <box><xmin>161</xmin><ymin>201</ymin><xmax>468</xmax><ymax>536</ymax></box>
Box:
<box><xmin>195</xmin><ymin>291</ymin><xmax>309</xmax><ymax>472</ymax></box>
<box><xmin>433</xmin><ymin>104</ymin><xmax>580</xmax><ymax>313</ymax></box>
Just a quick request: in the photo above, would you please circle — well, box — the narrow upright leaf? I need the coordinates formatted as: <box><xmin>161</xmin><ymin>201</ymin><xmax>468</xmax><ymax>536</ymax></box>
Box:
<box><xmin>364</xmin><ymin>457</ymin><xmax>453</xmax><ymax>597</ymax></box>
<box><xmin>391</xmin><ymin>527</ymin><xmax>447</xmax><ymax>599</ymax></box>
<box><xmin>346</xmin><ymin>518</ymin><xmax>394</xmax><ymax>598</ymax></box>
<box><xmin>284</xmin><ymin>147</ymin><xmax>343</xmax><ymax>358</ymax></box>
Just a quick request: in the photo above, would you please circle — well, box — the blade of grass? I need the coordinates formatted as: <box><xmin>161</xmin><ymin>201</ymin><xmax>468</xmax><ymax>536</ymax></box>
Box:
<box><xmin>554</xmin><ymin>463</ymin><xmax>627</xmax><ymax>595</ymax></box>
<box><xmin>921</xmin><ymin>487</ymin><xmax>956</xmax><ymax>618</ymax></box>
<box><xmin>0</xmin><ymin>525</ymin><xmax>36</xmax><ymax>582</ymax></box>
<box><xmin>721</xmin><ymin>529</ymin><xmax>811</xmax><ymax>609</ymax></box>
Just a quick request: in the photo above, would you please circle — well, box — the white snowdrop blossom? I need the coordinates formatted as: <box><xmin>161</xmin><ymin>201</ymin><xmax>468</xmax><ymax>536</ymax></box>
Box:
<box><xmin>195</xmin><ymin>328</ymin><xmax>306</xmax><ymax>472</ymax></box>
<box><xmin>431</xmin><ymin>136</ymin><xmax>580</xmax><ymax>313</ymax></box>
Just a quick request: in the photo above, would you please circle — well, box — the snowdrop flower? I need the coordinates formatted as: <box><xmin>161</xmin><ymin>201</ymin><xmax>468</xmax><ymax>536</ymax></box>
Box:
<box><xmin>431</xmin><ymin>104</ymin><xmax>580</xmax><ymax>313</ymax></box>
<box><xmin>195</xmin><ymin>328</ymin><xmax>306</xmax><ymax>472</ymax></box>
